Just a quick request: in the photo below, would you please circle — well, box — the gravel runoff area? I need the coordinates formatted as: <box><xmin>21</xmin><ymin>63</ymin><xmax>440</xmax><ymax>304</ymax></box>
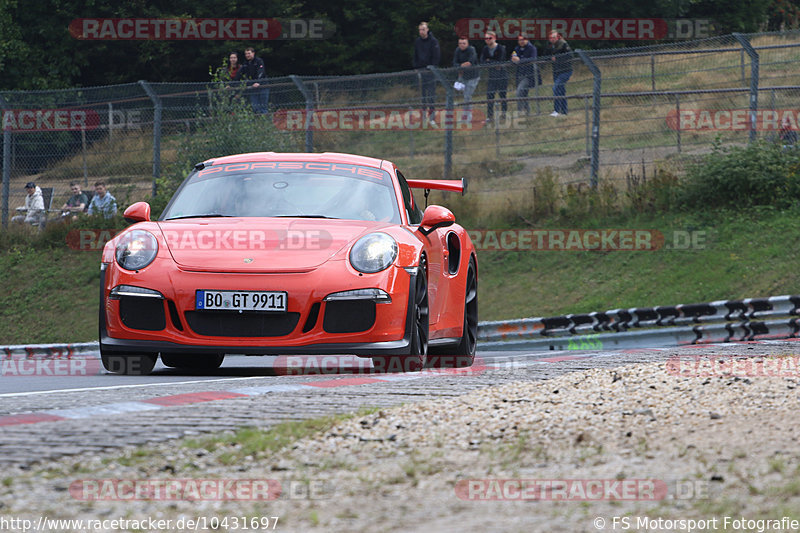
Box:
<box><xmin>2</xmin><ymin>351</ymin><xmax>800</xmax><ymax>533</ymax></box>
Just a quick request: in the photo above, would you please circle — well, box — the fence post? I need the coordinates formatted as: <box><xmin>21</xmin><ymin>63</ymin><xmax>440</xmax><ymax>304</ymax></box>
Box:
<box><xmin>584</xmin><ymin>95</ymin><xmax>590</xmax><ymax>156</ymax></box>
<box><xmin>81</xmin><ymin>127</ymin><xmax>88</xmax><ymax>188</ymax></box>
<box><xmin>107</xmin><ymin>103</ymin><xmax>114</xmax><ymax>142</ymax></box>
<box><xmin>290</xmin><ymin>75</ymin><xmax>314</xmax><ymax>152</ymax></box>
<box><xmin>534</xmin><ymin>61</ymin><xmax>541</xmax><ymax>115</ymax></box>
<box><xmin>650</xmin><ymin>54</ymin><xmax>656</xmax><ymax>92</ymax></box>
<box><xmin>733</xmin><ymin>33</ymin><xmax>759</xmax><ymax>143</ymax></box>
<box><xmin>0</xmin><ymin>94</ymin><xmax>10</xmax><ymax>229</ymax></box>
<box><xmin>675</xmin><ymin>94</ymin><xmax>681</xmax><ymax>153</ymax></box>
<box><xmin>576</xmin><ymin>50</ymin><xmax>601</xmax><ymax>189</ymax></box>
<box><xmin>408</xmin><ymin>106</ymin><xmax>416</xmax><ymax>157</ymax></box>
<box><xmin>428</xmin><ymin>66</ymin><xmax>453</xmax><ymax>179</ymax></box>
<box><xmin>138</xmin><ymin>80</ymin><xmax>161</xmax><ymax>197</ymax></box>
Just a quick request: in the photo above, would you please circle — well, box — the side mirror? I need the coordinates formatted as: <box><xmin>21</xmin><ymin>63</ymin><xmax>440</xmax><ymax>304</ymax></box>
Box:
<box><xmin>418</xmin><ymin>205</ymin><xmax>455</xmax><ymax>236</ymax></box>
<box><xmin>123</xmin><ymin>202</ymin><xmax>151</xmax><ymax>223</ymax></box>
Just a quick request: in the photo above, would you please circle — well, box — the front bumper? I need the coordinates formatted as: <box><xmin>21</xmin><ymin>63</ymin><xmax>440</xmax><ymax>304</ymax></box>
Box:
<box><xmin>100</xmin><ymin>263</ymin><xmax>419</xmax><ymax>357</ymax></box>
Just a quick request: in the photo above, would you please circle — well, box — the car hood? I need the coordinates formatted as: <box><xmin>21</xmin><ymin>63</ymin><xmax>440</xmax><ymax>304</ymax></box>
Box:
<box><xmin>157</xmin><ymin>218</ymin><xmax>390</xmax><ymax>272</ymax></box>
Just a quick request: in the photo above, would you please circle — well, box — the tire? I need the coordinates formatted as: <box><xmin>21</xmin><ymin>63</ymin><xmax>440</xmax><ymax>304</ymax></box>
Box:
<box><xmin>101</xmin><ymin>352</ymin><xmax>157</xmax><ymax>375</ymax></box>
<box><xmin>161</xmin><ymin>353</ymin><xmax>225</xmax><ymax>370</ymax></box>
<box><xmin>429</xmin><ymin>258</ymin><xmax>477</xmax><ymax>368</ymax></box>
<box><xmin>372</xmin><ymin>263</ymin><xmax>429</xmax><ymax>373</ymax></box>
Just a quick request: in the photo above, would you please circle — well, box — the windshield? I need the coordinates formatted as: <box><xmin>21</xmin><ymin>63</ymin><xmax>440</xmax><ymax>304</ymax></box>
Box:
<box><xmin>161</xmin><ymin>162</ymin><xmax>401</xmax><ymax>223</ymax></box>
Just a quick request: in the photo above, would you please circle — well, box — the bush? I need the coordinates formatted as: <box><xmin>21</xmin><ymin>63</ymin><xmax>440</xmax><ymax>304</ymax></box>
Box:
<box><xmin>679</xmin><ymin>140</ymin><xmax>800</xmax><ymax>209</ymax></box>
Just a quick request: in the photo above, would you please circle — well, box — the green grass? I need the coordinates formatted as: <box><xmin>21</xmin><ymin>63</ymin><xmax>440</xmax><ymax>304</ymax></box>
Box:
<box><xmin>478</xmin><ymin>207</ymin><xmax>800</xmax><ymax>320</ymax></box>
<box><xmin>182</xmin><ymin>408</ymin><xmax>380</xmax><ymax>464</ymax></box>
<box><xmin>0</xmin><ymin>246</ymin><xmax>101</xmax><ymax>344</ymax></box>
<box><xmin>1</xmin><ymin>206</ymin><xmax>798</xmax><ymax>344</ymax></box>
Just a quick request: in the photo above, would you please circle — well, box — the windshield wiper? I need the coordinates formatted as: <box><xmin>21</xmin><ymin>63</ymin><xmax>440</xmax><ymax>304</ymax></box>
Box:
<box><xmin>165</xmin><ymin>213</ymin><xmax>234</xmax><ymax>220</ymax></box>
<box><xmin>273</xmin><ymin>214</ymin><xmax>339</xmax><ymax>219</ymax></box>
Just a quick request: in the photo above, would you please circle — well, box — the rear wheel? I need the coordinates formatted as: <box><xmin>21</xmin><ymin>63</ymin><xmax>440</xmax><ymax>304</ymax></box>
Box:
<box><xmin>161</xmin><ymin>353</ymin><xmax>225</xmax><ymax>370</ymax></box>
<box><xmin>100</xmin><ymin>352</ymin><xmax>157</xmax><ymax>375</ymax></box>
<box><xmin>429</xmin><ymin>258</ymin><xmax>477</xmax><ymax>368</ymax></box>
<box><xmin>372</xmin><ymin>263</ymin><xmax>429</xmax><ymax>373</ymax></box>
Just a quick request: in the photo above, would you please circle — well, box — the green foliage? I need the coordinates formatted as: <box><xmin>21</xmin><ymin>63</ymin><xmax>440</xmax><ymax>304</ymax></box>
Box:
<box><xmin>679</xmin><ymin>140</ymin><xmax>800</xmax><ymax>209</ymax></box>
<box><xmin>152</xmin><ymin>80</ymin><xmax>302</xmax><ymax>217</ymax></box>
<box><xmin>625</xmin><ymin>162</ymin><xmax>680</xmax><ymax>214</ymax></box>
<box><xmin>532</xmin><ymin>167</ymin><xmax>559</xmax><ymax>219</ymax></box>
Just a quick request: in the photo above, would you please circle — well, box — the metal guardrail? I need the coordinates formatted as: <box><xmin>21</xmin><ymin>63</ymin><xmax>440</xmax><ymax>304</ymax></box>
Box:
<box><xmin>2</xmin><ymin>295</ymin><xmax>799</xmax><ymax>357</ymax></box>
<box><xmin>479</xmin><ymin>295</ymin><xmax>800</xmax><ymax>351</ymax></box>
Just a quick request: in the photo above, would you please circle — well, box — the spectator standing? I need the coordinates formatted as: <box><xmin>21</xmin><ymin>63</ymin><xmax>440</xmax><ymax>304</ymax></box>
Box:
<box><xmin>511</xmin><ymin>34</ymin><xmax>538</xmax><ymax>116</ymax></box>
<box><xmin>413</xmin><ymin>22</ymin><xmax>441</xmax><ymax>126</ymax></box>
<box><xmin>88</xmin><ymin>181</ymin><xmax>117</xmax><ymax>219</ymax></box>
<box><xmin>219</xmin><ymin>51</ymin><xmax>243</xmax><ymax>81</ymax></box>
<box><xmin>60</xmin><ymin>181</ymin><xmax>89</xmax><ymax>219</ymax></box>
<box><xmin>452</xmin><ymin>37</ymin><xmax>480</xmax><ymax>122</ymax></box>
<box><xmin>11</xmin><ymin>182</ymin><xmax>45</xmax><ymax>226</ymax></box>
<box><xmin>546</xmin><ymin>31</ymin><xmax>573</xmax><ymax>116</ymax></box>
<box><xmin>480</xmin><ymin>31</ymin><xmax>508</xmax><ymax>123</ymax></box>
<box><xmin>241</xmin><ymin>47</ymin><xmax>269</xmax><ymax>113</ymax></box>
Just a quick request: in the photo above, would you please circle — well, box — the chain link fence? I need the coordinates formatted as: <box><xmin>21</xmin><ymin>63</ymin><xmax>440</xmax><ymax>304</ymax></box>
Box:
<box><xmin>4</xmin><ymin>30</ymin><xmax>800</xmax><ymax>228</ymax></box>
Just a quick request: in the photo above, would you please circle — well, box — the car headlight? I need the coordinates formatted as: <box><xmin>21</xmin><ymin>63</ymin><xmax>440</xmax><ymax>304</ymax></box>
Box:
<box><xmin>349</xmin><ymin>233</ymin><xmax>398</xmax><ymax>273</ymax></box>
<box><xmin>115</xmin><ymin>230</ymin><xmax>158</xmax><ymax>271</ymax></box>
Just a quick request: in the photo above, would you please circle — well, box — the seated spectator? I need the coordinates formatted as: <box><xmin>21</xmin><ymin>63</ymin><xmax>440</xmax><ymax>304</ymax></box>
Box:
<box><xmin>88</xmin><ymin>181</ymin><xmax>117</xmax><ymax>219</ymax></box>
<box><xmin>61</xmin><ymin>181</ymin><xmax>89</xmax><ymax>219</ymax></box>
<box><xmin>779</xmin><ymin>116</ymin><xmax>797</xmax><ymax>148</ymax></box>
<box><xmin>11</xmin><ymin>182</ymin><xmax>45</xmax><ymax>226</ymax></box>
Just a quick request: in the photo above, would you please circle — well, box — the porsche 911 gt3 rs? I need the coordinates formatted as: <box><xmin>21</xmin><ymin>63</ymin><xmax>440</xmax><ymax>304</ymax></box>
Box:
<box><xmin>100</xmin><ymin>152</ymin><xmax>477</xmax><ymax>375</ymax></box>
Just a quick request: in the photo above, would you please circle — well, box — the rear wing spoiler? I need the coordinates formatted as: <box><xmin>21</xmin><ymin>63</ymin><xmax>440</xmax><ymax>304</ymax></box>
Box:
<box><xmin>406</xmin><ymin>178</ymin><xmax>467</xmax><ymax>195</ymax></box>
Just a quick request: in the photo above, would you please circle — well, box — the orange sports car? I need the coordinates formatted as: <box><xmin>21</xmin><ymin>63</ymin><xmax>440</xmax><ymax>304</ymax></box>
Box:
<box><xmin>100</xmin><ymin>152</ymin><xmax>478</xmax><ymax>375</ymax></box>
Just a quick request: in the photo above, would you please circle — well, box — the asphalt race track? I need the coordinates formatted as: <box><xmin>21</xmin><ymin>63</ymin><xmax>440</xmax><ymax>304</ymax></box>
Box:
<box><xmin>2</xmin><ymin>341</ymin><xmax>797</xmax><ymax>470</ymax></box>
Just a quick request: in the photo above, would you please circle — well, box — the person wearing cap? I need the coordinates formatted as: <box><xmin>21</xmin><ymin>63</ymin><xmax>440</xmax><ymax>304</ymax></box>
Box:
<box><xmin>88</xmin><ymin>181</ymin><xmax>117</xmax><ymax>219</ymax></box>
<box><xmin>511</xmin><ymin>34</ymin><xmax>538</xmax><ymax>116</ymax></box>
<box><xmin>12</xmin><ymin>182</ymin><xmax>45</xmax><ymax>226</ymax></box>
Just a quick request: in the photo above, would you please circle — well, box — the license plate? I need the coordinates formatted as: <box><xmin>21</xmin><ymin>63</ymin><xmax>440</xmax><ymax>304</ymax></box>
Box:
<box><xmin>196</xmin><ymin>290</ymin><xmax>287</xmax><ymax>311</ymax></box>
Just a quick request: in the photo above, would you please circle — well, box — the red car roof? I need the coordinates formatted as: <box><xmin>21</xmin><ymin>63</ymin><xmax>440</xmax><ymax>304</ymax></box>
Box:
<box><xmin>205</xmin><ymin>152</ymin><xmax>386</xmax><ymax>168</ymax></box>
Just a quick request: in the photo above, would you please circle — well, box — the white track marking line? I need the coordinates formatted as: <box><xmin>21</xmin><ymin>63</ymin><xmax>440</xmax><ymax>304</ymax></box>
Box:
<box><xmin>0</xmin><ymin>376</ymin><xmax>275</xmax><ymax>398</ymax></box>
<box><xmin>42</xmin><ymin>402</ymin><xmax>163</xmax><ymax>419</ymax></box>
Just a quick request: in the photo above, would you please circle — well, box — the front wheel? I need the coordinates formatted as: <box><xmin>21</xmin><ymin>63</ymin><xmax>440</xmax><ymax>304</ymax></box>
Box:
<box><xmin>101</xmin><ymin>352</ymin><xmax>157</xmax><ymax>375</ymax></box>
<box><xmin>372</xmin><ymin>264</ymin><xmax>429</xmax><ymax>373</ymax></box>
<box><xmin>429</xmin><ymin>258</ymin><xmax>477</xmax><ymax>368</ymax></box>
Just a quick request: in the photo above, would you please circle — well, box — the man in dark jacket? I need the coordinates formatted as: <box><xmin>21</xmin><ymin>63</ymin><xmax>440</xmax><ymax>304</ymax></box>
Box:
<box><xmin>453</xmin><ymin>36</ymin><xmax>480</xmax><ymax>121</ymax></box>
<box><xmin>511</xmin><ymin>34</ymin><xmax>538</xmax><ymax>116</ymax></box>
<box><xmin>241</xmin><ymin>47</ymin><xmax>269</xmax><ymax>114</ymax></box>
<box><xmin>480</xmin><ymin>31</ymin><xmax>508</xmax><ymax>122</ymax></box>
<box><xmin>546</xmin><ymin>31</ymin><xmax>572</xmax><ymax>116</ymax></box>
<box><xmin>413</xmin><ymin>22</ymin><xmax>440</xmax><ymax>126</ymax></box>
